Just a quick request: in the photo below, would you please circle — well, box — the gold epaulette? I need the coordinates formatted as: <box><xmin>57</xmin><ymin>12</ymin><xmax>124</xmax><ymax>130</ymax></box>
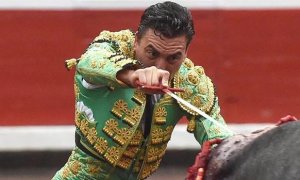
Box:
<box><xmin>173</xmin><ymin>58</ymin><xmax>215</xmax><ymax>116</ymax></box>
<box><xmin>93</xmin><ymin>29</ymin><xmax>135</xmax><ymax>58</ymax></box>
<box><xmin>65</xmin><ymin>58</ymin><xmax>79</xmax><ymax>70</ymax></box>
<box><xmin>65</xmin><ymin>29</ymin><xmax>135</xmax><ymax>71</ymax></box>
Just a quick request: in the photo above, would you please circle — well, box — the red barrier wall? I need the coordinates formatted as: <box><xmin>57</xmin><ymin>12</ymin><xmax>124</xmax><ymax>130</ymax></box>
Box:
<box><xmin>1</xmin><ymin>10</ymin><xmax>299</xmax><ymax>125</ymax></box>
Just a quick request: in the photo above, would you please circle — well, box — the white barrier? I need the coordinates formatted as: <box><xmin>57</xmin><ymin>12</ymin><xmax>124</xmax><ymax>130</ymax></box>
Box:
<box><xmin>0</xmin><ymin>123</ymin><xmax>272</xmax><ymax>151</ymax></box>
<box><xmin>1</xmin><ymin>0</ymin><xmax>300</xmax><ymax>10</ymax></box>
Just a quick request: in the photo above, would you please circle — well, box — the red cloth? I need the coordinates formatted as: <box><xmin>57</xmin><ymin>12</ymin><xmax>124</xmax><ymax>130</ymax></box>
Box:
<box><xmin>186</xmin><ymin>139</ymin><xmax>222</xmax><ymax>180</ymax></box>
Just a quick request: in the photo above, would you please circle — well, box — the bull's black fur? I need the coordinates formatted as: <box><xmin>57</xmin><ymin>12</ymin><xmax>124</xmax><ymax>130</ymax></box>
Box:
<box><xmin>205</xmin><ymin>121</ymin><xmax>300</xmax><ymax>180</ymax></box>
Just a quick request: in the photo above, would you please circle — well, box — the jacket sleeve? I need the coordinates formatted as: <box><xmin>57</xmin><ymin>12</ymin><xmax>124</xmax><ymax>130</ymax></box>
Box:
<box><xmin>174</xmin><ymin>58</ymin><xmax>234</xmax><ymax>145</ymax></box>
<box><xmin>76</xmin><ymin>30</ymin><xmax>140</xmax><ymax>88</ymax></box>
<box><xmin>187</xmin><ymin>97</ymin><xmax>234</xmax><ymax>145</ymax></box>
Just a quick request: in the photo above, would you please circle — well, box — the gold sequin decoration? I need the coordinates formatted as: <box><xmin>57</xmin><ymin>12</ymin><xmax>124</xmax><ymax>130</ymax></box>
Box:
<box><xmin>111</xmin><ymin>100</ymin><xmax>127</xmax><ymax>118</ymax></box>
<box><xmin>187</xmin><ymin>116</ymin><xmax>196</xmax><ymax>133</ymax></box>
<box><xmin>90</xmin><ymin>60</ymin><xmax>97</xmax><ymax>68</ymax></box>
<box><xmin>86</xmin><ymin>127</ymin><xmax>98</xmax><ymax>145</ymax></box>
<box><xmin>94</xmin><ymin>137</ymin><xmax>108</xmax><ymax>155</ymax></box>
<box><xmin>88</xmin><ymin>164</ymin><xmax>102</xmax><ymax>175</ymax></box>
<box><xmin>182</xmin><ymin>58</ymin><xmax>194</xmax><ymax>69</ymax></box>
<box><xmin>154</xmin><ymin>107</ymin><xmax>167</xmax><ymax>124</ymax></box>
<box><xmin>114</xmin><ymin>127</ymin><xmax>131</xmax><ymax>145</ymax></box>
<box><xmin>195</xmin><ymin>66</ymin><xmax>204</xmax><ymax>75</ymax></box>
<box><xmin>192</xmin><ymin>95</ymin><xmax>202</xmax><ymax>108</ymax></box>
<box><xmin>94</xmin><ymin>30</ymin><xmax>135</xmax><ymax>58</ymax></box>
<box><xmin>163</xmin><ymin>126</ymin><xmax>174</xmax><ymax>142</ymax></box>
<box><xmin>146</xmin><ymin>144</ymin><xmax>167</xmax><ymax>163</ymax></box>
<box><xmin>181</xmin><ymin>88</ymin><xmax>193</xmax><ymax>100</ymax></box>
<box><xmin>117</xmin><ymin>156</ymin><xmax>133</xmax><ymax>169</ymax></box>
<box><xmin>151</xmin><ymin>126</ymin><xmax>174</xmax><ymax>144</ymax></box>
<box><xmin>61</xmin><ymin>167</ymin><xmax>71</xmax><ymax>178</ymax></box>
<box><xmin>104</xmin><ymin>146</ymin><xmax>120</xmax><ymax>165</ymax></box>
<box><xmin>124</xmin><ymin>106</ymin><xmax>142</xmax><ymax>126</ymax></box>
<box><xmin>69</xmin><ymin>161</ymin><xmax>81</xmax><ymax>174</ymax></box>
<box><xmin>80</xmin><ymin>121</ymin><xmax>89</xmax><ymax>136</ymax></box>
<box><xmin>173</xmin><ymin>62</ymin><xmax>215</xmax><ymax>115</ymax></box>
<box><xmin>98</xmin><ymin>61</ymin><xmax>105</xmax><ymax>69</ymax></box>
<box><xmin>130</xmin><ymin>130</ymin><xmax>143</xmax><ymax>146</ymax></box>
<box><xmin>123</xmin><ymin>146</ymin><xmax>139</xmax><ymax>158</ymax></box>
<box><xmin>187</xmin><ymin>71</ymin><xmax>200</xmax><ymax>85</ymax></box>
<box><xmin>103</xmin><ymin>119</ymin><xmax>118</xmax><ymax>137</ymax></box>
<box><xmin>74</xmin><ymin>82</ymin><xmax>79</xmax><ymax>100</ymax></box>
<box><xmin>151</xmin><ymin>127</ymin><xmax>164</xmax><ymax>144</ymax></box>
<box><xmin>132</xmin><ymin>90</ymin><xmax>146</xmax><ymax>105</ymax></box>
<box><xmin>75</xmin><ymin>111</ymin><xmax>81</xmax><ymax>127</ymax></box>
<box><xmin>139</xmin><ymin>159</ymin><xmax>162</xmax><ymax>179</ymax></box>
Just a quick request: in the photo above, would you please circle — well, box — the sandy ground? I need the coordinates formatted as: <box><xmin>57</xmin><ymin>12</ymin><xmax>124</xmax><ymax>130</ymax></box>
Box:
<box><xmin>0</xmin><ymin>150</ymin><xmax>198</xmax><ymax>180</ymax></box>
<box><xmin>0</xmin><ymin>167</ymin><xmax>186</xmax><ymax>180</ymax></box>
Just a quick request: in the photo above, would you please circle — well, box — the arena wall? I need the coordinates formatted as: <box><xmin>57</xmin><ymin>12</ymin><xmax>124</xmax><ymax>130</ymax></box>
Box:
<box><xmin>0</xmin><ymin>0</ymin><xmax>299</xmax><ymax>150</ymax></box>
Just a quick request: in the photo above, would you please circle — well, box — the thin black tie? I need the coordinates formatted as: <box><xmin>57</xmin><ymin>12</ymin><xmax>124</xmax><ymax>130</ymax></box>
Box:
<box><xmin>144</xmin><ymin>95</ymin><xmax>153</xmax><ymax>137</ymax></box>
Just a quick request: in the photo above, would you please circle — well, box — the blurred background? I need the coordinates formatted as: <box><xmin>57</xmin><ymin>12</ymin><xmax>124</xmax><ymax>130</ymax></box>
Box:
<box><xmin>0</xmin><ymin>0</ymin><xmax>299</xmax><ymax>179</ymax></box>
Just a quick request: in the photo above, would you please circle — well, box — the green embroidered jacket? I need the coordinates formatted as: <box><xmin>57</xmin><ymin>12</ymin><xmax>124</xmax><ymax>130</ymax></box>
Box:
<box><xmin>69</xmin><ymin>29</ymin><xmax>233</xmax><ymax>179</ymax></box>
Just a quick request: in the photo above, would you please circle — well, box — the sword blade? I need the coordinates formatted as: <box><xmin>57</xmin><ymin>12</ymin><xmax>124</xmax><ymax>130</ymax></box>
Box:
<box><xmin>163</xmin><ymin>89</ymin><xmax>234</xmax><ymax>134</ymax></box>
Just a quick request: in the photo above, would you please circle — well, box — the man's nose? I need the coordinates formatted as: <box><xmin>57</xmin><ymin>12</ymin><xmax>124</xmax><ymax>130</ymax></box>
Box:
<box><xmin>155</xmin><ymin>58</ymin><xmax>167</xmax><ymax>70</ymax></box>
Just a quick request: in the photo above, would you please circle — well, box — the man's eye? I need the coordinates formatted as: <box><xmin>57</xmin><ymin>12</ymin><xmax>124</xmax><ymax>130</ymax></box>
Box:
<box><xmin>147</xmin><ymin>50</ymin><xmax>158</xmax><ymax>58</ymax></box>
<box><xmin>168</xmin><ymin>55</ymin><xmax>180</xmax><ymax>62</ymax></box>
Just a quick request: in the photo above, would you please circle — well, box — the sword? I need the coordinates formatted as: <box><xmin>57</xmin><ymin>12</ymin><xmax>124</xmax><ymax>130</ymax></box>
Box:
<box><xmin>139</xmin><ymin>84</ymin><xmax>234</xmax><ymax>134</ymax></box>
<box><xmin>163</xmin><ymin>89</ymin><xmax>233</xmax><ymax>133</ymax></box>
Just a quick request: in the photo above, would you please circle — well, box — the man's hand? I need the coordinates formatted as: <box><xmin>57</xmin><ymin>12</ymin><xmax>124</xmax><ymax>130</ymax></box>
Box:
<box><xmin>117</xmin><ymin>66</ymin><xmax>170</xmax><ymax>94</ymax></box>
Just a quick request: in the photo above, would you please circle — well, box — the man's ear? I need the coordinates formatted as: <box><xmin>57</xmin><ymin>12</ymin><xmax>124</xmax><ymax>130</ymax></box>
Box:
<box><xmin>134</xmin><ymin>33</ymin><xmax>139</xmax><ymax>49</ymax></box>
<box><xmin>184</xmin><ymin>45</ymin><xmax>189</xmax><ymax>57</ymax></box>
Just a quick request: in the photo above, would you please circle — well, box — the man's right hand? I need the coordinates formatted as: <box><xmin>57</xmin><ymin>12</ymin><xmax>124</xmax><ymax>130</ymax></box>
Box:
<box><xmin>117</xmin><ymin>66</ymin><xmax>170</xmax><ymax>94</ymax></box>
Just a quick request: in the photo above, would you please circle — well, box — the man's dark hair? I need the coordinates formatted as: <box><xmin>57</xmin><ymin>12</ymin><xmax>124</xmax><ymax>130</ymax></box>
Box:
<box><xmin>137</xmin><ymin>1</ymin><xmax>195</xmax><ymax>46</ymax></box>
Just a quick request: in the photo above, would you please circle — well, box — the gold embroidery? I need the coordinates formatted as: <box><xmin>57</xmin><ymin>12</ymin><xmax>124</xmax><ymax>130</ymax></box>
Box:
<box><xmin>130</xmin><ymin>130</ymin><xmax>143</xmax><ymax>146</ymax></box>
<box><xmin>187</xmin><ymin>71</ymin><xmax>200</xmax><ymax>85</ymax></box>
<box><xmin>183</xmin><ymin>58</ymin><xmax>194</xmax><ymax>69</ymax></box>
<box><xmin>111</xmin><ymin>100</ymin><xmax>127</xmax><ymax>118</ymax></box>
<box><xmin>98</xmin><ymin>61</ymin><xmax>105</xmax><ymax>69</ymax></box>
<box><xmin>117</xmin><ymin>156</ymin><xmax>133</xmax><ymax>169</ymax></box>
<box><xmin>192</xmin><ymin>95</ymin><xmax>202</xmax><ymax>108</ymax></box>
<box><xmin>154</xmin><ymin>107</ymin><xmax>167</xmax><ymax>124</ymax></box>
<box><xmin>124</xmin><ymin>106</ymin><xmax>142</xmax><ymax>126</ymax></box>
<box><xmin>74</xmin><ymin>82</ymin><xmax>79</xmax><ymax>100</ymax></box>
<box><xmin>88</xmin><ymin>164</ymin><xmax>101</xmax><ymax>175</ymax></box>
<box><xmin>69</xmin><ymin>161</ymin><xmax>81</xmax><ymax>174</ymax></box>
<box><xmin>181</xmin><ymin>88</ymin><xmax>193</xmax><ymax>100</ymax></box>
<box><xmin>195</xmin><ymin>66</ymin><xmax>204</xmax><ymax>75</ymax></box>
<box><xmin>173</xmin><ymin>61</ymin><xmax>215</xmax><ymax>115</ymax></box>
<box><xmin>75</xmin><ymin>111</ymin><xmax>81</xmax><ymax>127</ymax></box>
<box><xmin>151</xmin><ymin>127</ymin><xmax>163</xmax><ymax>144</ymax></box>
<box><xmin>80</xmin><ymin>121</ymin><xmax>89</xmax><ymax>136</ymax></box>
<box><xmin>141</xmin><ymin>163</ymin><xmax>152</xmax><ymax>179</ymax></box>
<box><xmin>146</xmin><ymin>144</ymin><xmax>168</xmax><ymax>163</ymax></box>
<box><xmin>104</xmin><ymin>146</ymin><xmax>120</xmax><ymax>165</ymax></box>
<box><xmin>132</xmin><ymin>90</ymin><xmax>146</xmax><ymax>105</ymax></box>
<box><xmin>123</xmin><ymin>146</ymin><xmax>139</xmax><ymax>158</ymax></box>
<box><xmin>90</xmin><ymin>60</ymin><xmax>97</xmax><ymax>68</ymax></box>
<box><xmin>61</xmin><ymin>166</ymin><xmax>71</xmax><ymax>178</ymax></box>
<box><xmin>151</xmin><ymin>126</ymin><xmax>174</xmax><ymax>144</ymax></box>
<box><xmin>95</xmin><ymin>30</ymin><xmax>135</xmax><ymax>58</ymax></box>
<box><xmin>114</xmin><ymin>127</ymin><xmax>131</xmax><ymax>145</ymax></box>
<box><xmin>94</xmin><ymin>137</ymin><xmax>108</xmax><ymax>155</ymax></box>
<box><xmin>187</xmin><ymin>116</ymin><xmax>196</xmax><ymax>133</ymax></box>
<box><xmin>163</xmin><ymin>126</ymin><xmax>174</xmax><ymax>142</ymax></box>
<box><xmin>87</xmin><ymin>127</ymin><xmax>98</xmax><ymax>145</ymax></box>
<box><xmin>103</xmin><ymin>119</ymin><xmax>118</xmax><ymax>137</ymax></box>
<box><xmin>140</xmin><ymin>159</ymin><xmax>162</xmax><ymax>179</ymax></box>
<box><xmin>147</xmin><ymin>147</ymin><xmax>156</xmax><ymax>162</ymax></box>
